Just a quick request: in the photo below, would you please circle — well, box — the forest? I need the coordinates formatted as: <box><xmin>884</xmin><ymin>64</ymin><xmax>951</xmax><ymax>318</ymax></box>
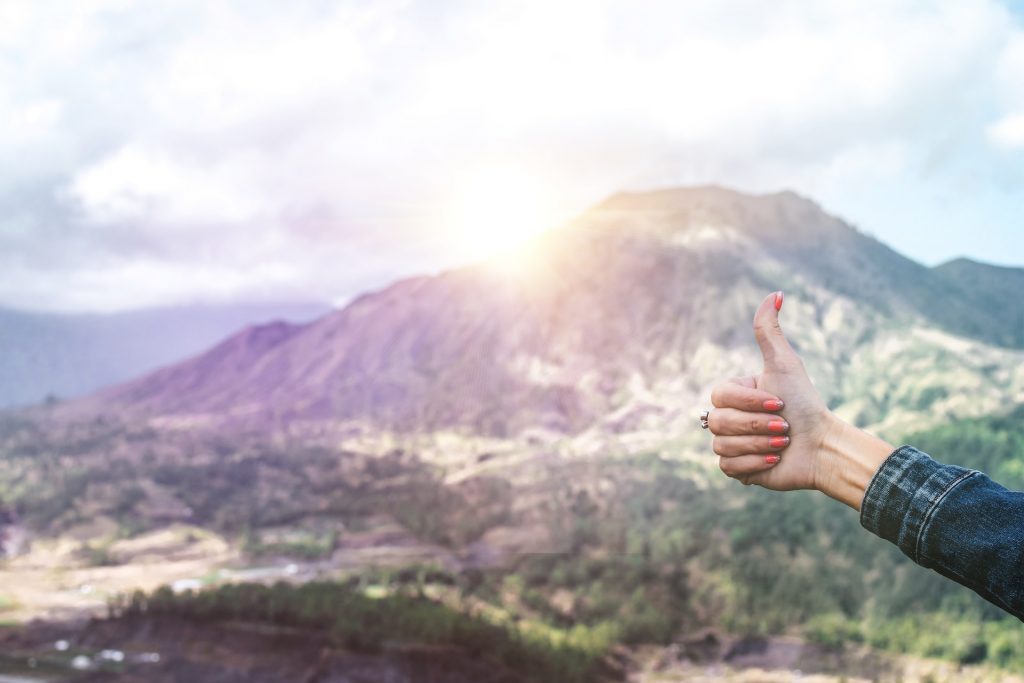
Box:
<box><xmin>84</xmin><ymin>404</ymin><xmax>1024</xmax><ymax>677</ymax></box>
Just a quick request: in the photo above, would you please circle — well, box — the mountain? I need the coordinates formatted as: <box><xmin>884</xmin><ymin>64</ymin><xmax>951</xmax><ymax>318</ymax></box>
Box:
<box><xmin>935</xmin><ymin>257</ymin><xmax>1024</xmax><ymax>347</ymax></box>
<box><xmin>77</xmin><ymin>186</ymin><xmax>1024</xmax><ymax>443</ymax></box>
<box><xmin>0</xmin><ymin>302</ymin><xmax>330</xmax><ymax>409</ymax></box>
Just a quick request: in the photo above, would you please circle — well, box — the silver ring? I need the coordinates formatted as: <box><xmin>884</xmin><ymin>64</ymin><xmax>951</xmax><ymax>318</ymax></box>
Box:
<box><xmin>700</xmin><ymin>409</ymin><xmax>711</xmax><ymax>430</ymax></box>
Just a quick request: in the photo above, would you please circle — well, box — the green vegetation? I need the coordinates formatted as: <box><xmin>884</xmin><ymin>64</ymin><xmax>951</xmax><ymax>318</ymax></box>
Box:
<box><xmin>76</xmin><ymin>538</ymin><xmax>118</xmax><ymax>567</ymax></box>
<box><xmin>241</xmin><ymin>528</ymin><xmax>338</xmax><ymax>561</ymax></box>
<box><xmin>5</xmin><ymin>404</ymin><xmax>1024</xmax><ymax>674</ymax></box>
<box><xmin>0</xmin><ymin>421</ymin><xmax>504</xmax><ymax>548</ymax></box>
<box><xmin>806</xmin><ymin>612</ymin><xmax>1024</xmax><ymax>669</ymax></box>
<box><xmin>474</xmin><ymin>406</ymin><xmax>1024</xmax><ymax>673</ymax></box>
<box><xmin>114</xmin><ymin>580</ymin><xmax>615</xmax><ymax>683</ymax></box>
<box><xmin>0</xmin><ymin>594</ymin><xmax>17</xmax><ymax>613</ymax></box>
<box><xmin>907</xmin><ymin>402</ymin><xmax>1024</xmax><ymax>491</ymax></box>
<box><xmin>391</xmin><ymin>474</ymin><xmax>512</xmax><ymax>547</ymax></box>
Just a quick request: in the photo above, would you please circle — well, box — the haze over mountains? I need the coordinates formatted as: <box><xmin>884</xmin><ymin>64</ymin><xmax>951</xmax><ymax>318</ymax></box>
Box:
<box><xmin>72</xmin><ymin>186</ymin><xmax>1024</xmax><ymax>448</ymax></box>
<box><xmin>0</xmin><ymin>302</ymin><xmax>330</xmax><ymax>409</ymax></box>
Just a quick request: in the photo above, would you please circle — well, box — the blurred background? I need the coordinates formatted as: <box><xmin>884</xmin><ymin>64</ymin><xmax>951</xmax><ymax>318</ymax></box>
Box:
<box><xmin>1</xmin><ymin>1</ymin><xmax>1023</xmax><ymax>681</ymax></box>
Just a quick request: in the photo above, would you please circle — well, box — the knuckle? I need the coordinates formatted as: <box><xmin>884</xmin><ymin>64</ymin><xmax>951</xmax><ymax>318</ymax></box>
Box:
<box><xmin>712</xmin><ymin>436</ymin><xmax>724</xmax><ymax>454</ymax></box>
<box><xmin>748</xmin><ymin>417</ymin><xmax>759</xmax><ymax>433</ymax></box>
<box><xmin>718</xmin><ymin>458</ymin><xmax>732</xmax><ymax>476</ymax></box>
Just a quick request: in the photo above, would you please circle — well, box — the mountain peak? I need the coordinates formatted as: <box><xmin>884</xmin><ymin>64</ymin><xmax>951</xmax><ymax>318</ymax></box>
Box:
<box><xmin>579</xmin><ymin>185</ymin><xmax>849</xmax><ymax>254</ymax></box>
<box><xmin>936</xmin><ymin>256</ymin><xmax>1024</xmax><ymax>276</ymax></box>
<box><xmin>594</xmin><ymin>185</ymin><xmax>820</xmax><ymax>214</ymax></box>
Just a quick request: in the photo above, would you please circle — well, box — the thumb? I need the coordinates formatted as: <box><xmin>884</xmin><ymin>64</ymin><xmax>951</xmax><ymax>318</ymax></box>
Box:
<box><xmin>753</xmin><ymin>291</ymin><xmax>796</xmax><ymax>366</ymax></box>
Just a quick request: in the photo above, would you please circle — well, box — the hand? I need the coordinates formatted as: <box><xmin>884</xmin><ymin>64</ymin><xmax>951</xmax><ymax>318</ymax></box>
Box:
<box><xmin>708</xmin><ymin>291</ymin><xmax>836</xmax><ymax>491</ymax></box>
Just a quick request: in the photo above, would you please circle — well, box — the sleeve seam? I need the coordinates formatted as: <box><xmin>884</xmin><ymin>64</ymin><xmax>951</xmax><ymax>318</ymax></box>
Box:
<box><xmin>859</xmin><ymin>444</ymin><xmax>916</xmax><ymax>531</ymax></box>
<box><xmin>913</xmin><ymin>470</ymin><xmax>978</xmax><ymax>564</ymax></box>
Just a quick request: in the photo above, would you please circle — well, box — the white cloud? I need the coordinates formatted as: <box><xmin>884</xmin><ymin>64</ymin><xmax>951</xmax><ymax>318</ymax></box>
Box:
<box><xmin>67</xmin><ymin>146</ymin><xmax>272</xmax><ymax>226</ymax></box>
<box><xmin>988</xmin><ymin>113</ymin><xmax>1024</xmax><ymax>148</ymax></box>
<box><xmin>989</xmin><ymin>31</ymin><xmax>1024</xmax><ymax>148</ymax></box>
<box><xmin>0</xmin><ymin>0</ymin><xmax>1022</xmax><ymax>311</ymax></box>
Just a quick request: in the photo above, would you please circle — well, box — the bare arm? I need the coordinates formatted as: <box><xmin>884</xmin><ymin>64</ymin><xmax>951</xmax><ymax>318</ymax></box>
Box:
<box><xmin>816</xmin><ymin>414</ymin><xmax>894</xmax><ymax>510</ymax></box>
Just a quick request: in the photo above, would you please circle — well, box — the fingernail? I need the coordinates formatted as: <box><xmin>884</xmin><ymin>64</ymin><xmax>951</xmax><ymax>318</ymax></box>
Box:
<box><xmin>768</xmin><ymin>420</ymin><xmax>788</xmax><ymax>433</ymax></box>
<box><xmin>769</xmin><ymin>436</ymin><xmax>789</xmax><ymax>448</ymax></box>
<box><xmin>765</xmin><ymin>455</ymin><xmax>780</xmax><ymax>465</ymax></box>
<box><xmin>774</xmin><ymin>291</ymin><xmax>784</xmax><ymax>311</ymax></box>
<box><xmin>762</xmin><ymin>399</ymin><xmax>784</xmax><ymax>411</ymax></box>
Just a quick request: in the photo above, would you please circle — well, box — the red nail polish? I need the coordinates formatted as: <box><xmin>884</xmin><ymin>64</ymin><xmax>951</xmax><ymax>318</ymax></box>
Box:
<box><xmin>765</xmin><ymin>455</ymin><xmax>780</xmax><ymax>465</ymax></box>
<box><xmin>769</xmin><ymin>436</ymin><xmax>789</xmax><ymax>448</ymax></box>
<box><xmin>774</xmin><ymin>291</ymin><xmax>784</xmax><ymax>311</ymax></box>
<box><xmin>762</xmin><ymin>399</ymin><xmax>784</xmax><ymax>411</ymax></box>
<box><xmin>768</xmin><ymin>420</ymin><xmax>788</xmax><ymax>433</ymax></box>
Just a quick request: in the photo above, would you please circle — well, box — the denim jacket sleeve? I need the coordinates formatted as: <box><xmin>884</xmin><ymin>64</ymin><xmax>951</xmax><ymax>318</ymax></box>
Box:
<box><xmin>860</xmin><ymin>445</ymin><xmax>1024</xmax><ymax>621</ymax></box>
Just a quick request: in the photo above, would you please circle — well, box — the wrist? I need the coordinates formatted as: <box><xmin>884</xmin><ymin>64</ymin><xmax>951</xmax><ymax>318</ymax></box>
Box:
<box><xmin>814</xmin><ymin>413</ymin><xmax>895</xmax><ymax>510</ymax></box>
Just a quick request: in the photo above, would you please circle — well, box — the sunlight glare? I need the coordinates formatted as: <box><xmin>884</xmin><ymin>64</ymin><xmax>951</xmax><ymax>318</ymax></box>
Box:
<box><xmin>441</xmin><ymin>166</ymin><xmax>561</xmax><ymax>275</ymax></box>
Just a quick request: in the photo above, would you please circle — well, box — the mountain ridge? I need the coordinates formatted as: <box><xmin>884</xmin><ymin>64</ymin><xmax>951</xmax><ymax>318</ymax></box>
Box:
<box><xmin>56</xmin><ymin>186</ymin><xmax>1024</xmax><ymax>444</ymax></box>
<box><xmin>934</xmin><ymin>257</ymin><xmax>1024</xmax><ymax>347</ymax></box>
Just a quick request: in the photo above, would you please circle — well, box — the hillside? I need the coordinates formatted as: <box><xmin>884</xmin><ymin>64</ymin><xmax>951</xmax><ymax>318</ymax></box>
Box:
<box><xmin>935</xmin><ymin>257</ymin><xmax>1024</xmax><ymax>347</ymax></box>
<box><xmin>0</xmin><ymin>302</ymin><xmax>330</xmax><ymax>409</ymax></box>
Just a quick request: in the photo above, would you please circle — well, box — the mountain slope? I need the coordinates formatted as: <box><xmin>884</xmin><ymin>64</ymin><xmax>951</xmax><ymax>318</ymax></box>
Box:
<box><xmin>934</xmin><ymin>257</ymin><xmax>1024</xmax><ymax>347</ymax></box>
<box><xmin>0</xmin><ymin>302</ymin><xmax>329</xmax><ymax>409</ymax></box>
<box><xmin>78</xmin><ymin>187</ymin><xmax>1024</xmax><ymax>441</ymax></box>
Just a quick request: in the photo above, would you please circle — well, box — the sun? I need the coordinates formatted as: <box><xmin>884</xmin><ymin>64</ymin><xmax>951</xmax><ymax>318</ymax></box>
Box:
<box><xmin>441</xmin><ymin>165</ymin><xmax>562</xmax><ymax>268</ymax></box>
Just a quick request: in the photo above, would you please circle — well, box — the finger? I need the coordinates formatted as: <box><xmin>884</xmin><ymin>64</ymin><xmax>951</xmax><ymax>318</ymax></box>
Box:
<box><xmin>710</xmin><ymin>381</ymin><xmax>785</xmax><ymax>412</ymax></box>
<box><xmin>712</xmin><ymin>434</ymin><xmax>790</xmax><ymax>457</ymax></box>
<box><xmin>719</xmin><ymin>453</ymin><xmax>782</xmax><ymax>479</ymax></box>
<box><xmin>707</xmin><ymin>408</ymin><xmax>789</xmax><ymax>436</ymax></box>
<box><xmin>728</xmin><ymin>375</ymin><xmax>758</xmax><ymax>389</ymax></box>
<box><xmin>752</xmin><ymin>291</ymin><xmax>797</xmax><ymax>366</ymax></box>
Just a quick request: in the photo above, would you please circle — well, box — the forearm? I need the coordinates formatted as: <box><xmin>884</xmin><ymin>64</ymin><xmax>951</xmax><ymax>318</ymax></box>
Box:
<box><xmin>814</xmin><ymin>413</ymin><xmax>895</xmax><ymax>510</ymax></box>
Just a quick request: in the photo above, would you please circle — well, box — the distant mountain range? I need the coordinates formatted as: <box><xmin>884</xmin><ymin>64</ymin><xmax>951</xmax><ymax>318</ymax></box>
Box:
<box><xmin>72</xmin><ymin>186</ymin><xmax>1024</xmax><ymax>444</ymax></box>
<box><xmin>0</xmin><ymin>302</ymin><xmax>330</xmax><ymax>409</ymax></box>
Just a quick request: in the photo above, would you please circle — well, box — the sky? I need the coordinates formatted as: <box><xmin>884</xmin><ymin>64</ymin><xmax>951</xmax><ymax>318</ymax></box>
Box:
<box><xmin>1</xmin><ymin>0</ymin><xmax>1023</xmax><ymax>313</ymax></box>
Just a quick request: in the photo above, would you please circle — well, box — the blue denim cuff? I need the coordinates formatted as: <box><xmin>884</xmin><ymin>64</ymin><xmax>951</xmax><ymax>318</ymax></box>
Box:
<box><xmin>859</xmin><ymin>445</ymin><xmax>977</xmax><ymax>564</ymax></box>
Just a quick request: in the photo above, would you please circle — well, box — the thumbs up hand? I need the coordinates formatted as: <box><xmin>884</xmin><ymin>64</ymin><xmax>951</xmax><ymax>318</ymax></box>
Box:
<box><xmin>707</xmin><ymin>291</ymin><xmax>837</xmax><ymax>491</ymax></box>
